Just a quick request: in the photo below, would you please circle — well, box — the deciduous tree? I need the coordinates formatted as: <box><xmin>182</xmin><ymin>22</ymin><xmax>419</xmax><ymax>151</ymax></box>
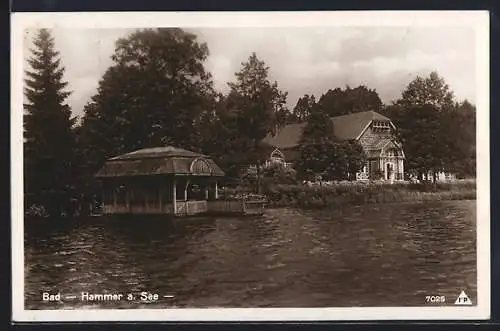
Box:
<box><xmin>392</xmin><ymin>72</ymin><xmax>475</xmax><ymax>181</ymax></box>
<box><xmin>397</xmin><ymin>71</ymin><xmax>455</xmax><ymax>111</ymax></box>
<box><xmin>317</xmin><ymin>85</ymin><xmax>383</xmax><ymax>117</ymax></box>
<box><xmin>78</xmin><ymin>28</ymin><xmax>216</xmax><ymax>175</ymax></box>
<box><xmin>295</xmin><ymin>106</ymin><xmax>366</xmax><ymax>181</ymax></box>
<box><xmin>396</xmin><ymin>105</ymin><xmax>450</xmax><ymax>182</ymax></box>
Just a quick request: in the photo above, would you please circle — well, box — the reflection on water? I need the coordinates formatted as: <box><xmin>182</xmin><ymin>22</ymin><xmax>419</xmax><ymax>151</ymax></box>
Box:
<box><xmin>24</xmin><ymin>200</ymin><xmax>476</xmax><ymax>309</ymax></box>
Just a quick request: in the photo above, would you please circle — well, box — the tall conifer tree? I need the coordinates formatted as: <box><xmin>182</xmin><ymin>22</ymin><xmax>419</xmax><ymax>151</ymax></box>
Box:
<box><xmin>24</xmin><ymin>29</ymin><xmax>77</xmax><ymax>217</ymax></box>
<box><xmin>227</xmin><ymin>53</ymin><xmax>288</xmax><ymax>193</ymax></box>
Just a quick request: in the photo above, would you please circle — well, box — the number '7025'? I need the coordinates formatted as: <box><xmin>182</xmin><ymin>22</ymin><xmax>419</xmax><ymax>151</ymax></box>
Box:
<box><xmin>425</xmin><ymin>295</ymin><xmax>445</xmax><ymax>303</ymax></box>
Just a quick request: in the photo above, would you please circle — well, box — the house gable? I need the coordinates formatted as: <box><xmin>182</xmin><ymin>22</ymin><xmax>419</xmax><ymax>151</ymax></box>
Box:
<box><xmin>357</xmin><ymin>119</ymin><xmax>395</xmax><ymax>152</ymax></box>
<box><xmin>380</xmin><ymin>140</ymin><xmax>405</xmax><ymax>157</ymax></box>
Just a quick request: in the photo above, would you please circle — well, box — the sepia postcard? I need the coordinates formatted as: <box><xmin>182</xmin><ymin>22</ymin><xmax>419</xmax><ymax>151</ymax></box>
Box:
<box><xmin>11</xmin><ymin>11</ymin><xmax>490</xmax><ymax>322</ymax></box>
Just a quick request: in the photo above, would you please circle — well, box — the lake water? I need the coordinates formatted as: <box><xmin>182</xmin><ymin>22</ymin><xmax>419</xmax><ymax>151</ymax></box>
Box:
<box><xmin>24</xmin><ymin>200</ymin><xmax>477</xmax><ymax>309</ymax></box>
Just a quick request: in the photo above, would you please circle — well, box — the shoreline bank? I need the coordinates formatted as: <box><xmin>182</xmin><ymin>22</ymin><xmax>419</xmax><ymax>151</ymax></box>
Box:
<box><xmin>260</xmin><ymin>181</ymin><xmax>476</xmax><ymax>209</ymax></box>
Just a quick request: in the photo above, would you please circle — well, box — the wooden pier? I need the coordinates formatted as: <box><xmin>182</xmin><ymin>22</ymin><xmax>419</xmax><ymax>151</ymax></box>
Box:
<box><xmin>101</xmin><ymin>199</ymin><xmax>265</xmax><ymax>217</ymax></box>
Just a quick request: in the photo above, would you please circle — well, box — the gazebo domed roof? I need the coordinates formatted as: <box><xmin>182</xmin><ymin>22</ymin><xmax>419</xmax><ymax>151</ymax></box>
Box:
<box><xmin>95</xmin><ymin>146</ymin><xmax>225</xmax><ymax>178</ymax></box>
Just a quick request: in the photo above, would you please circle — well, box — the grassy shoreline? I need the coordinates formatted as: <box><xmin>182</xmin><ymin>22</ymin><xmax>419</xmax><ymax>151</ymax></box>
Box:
<box><xmin>224</xmin><ymin>180</ymin><xmax>476</xmax><ymax>209</ymax></box>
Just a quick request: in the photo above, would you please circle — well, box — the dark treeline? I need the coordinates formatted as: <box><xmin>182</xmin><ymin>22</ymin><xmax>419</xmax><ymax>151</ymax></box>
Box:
<box><xmin>23</xmin><ymin>28</ymin><xmax>476</xmax><ymax>217</ymax></box>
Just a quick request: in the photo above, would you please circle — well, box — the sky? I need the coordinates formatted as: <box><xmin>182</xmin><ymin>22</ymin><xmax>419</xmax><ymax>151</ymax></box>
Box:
<box><xmin>23</xmin><ymin>26</ymin><xmax>476</xmax><ymax>120</ymax></box>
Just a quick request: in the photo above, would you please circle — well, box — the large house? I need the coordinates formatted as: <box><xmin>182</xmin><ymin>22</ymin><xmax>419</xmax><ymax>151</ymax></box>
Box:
<box><xmin>262</xmin><ymin>111</ymin><xmax>405</xmax><ymax>181</ymax></box>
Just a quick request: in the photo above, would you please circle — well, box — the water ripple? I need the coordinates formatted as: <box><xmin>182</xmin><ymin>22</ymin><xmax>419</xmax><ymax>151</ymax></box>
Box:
<box><xmin>24</xmin><ymin>200</ymin><xmax>477</xmax><ymax>308</ymax></box>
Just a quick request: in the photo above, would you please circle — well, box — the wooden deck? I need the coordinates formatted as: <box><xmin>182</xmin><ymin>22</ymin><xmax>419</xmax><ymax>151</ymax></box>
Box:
<box><xmin>102</xmin><ymin>199</ymin><xmax>265</xmax><ymax>217</ymax></box>
<box><xmin>207</xmin><ymin>200</ymin><xmax>265</xmax><ymax>216</ymax></box>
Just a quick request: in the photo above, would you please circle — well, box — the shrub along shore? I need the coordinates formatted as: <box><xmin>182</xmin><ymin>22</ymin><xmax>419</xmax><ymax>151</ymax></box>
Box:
<box><xmin>223</xmin><ymin>180</ymin><xmax>476</xmax><ymax>209</ymax></box>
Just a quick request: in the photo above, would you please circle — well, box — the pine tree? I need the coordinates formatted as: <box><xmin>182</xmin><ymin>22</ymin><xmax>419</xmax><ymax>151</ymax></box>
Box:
<box><xmin>24</xmin><ymin>29</ymin><xmax>77</xmax><ymax>217</ymax></box>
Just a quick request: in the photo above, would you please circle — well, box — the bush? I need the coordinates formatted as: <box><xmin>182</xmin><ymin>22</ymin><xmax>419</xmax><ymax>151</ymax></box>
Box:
<box><xmin>262</xmin><ymin>180</ymin><xmax>476</xmax><ymax>209</ymax></box>
<box><xmin>25</xmin><ymin>204</ymin><xmax>49</xmax><ymax>218</ymax></box>
<box><xmin>369</xmin><ymin>169</ymin><xmax>384</xmax><ymax>180</ymax></box>
<box><xmin>262</xmin><ymin>163</ymin><xmax>297</xmax><ymax>191</ymax></box>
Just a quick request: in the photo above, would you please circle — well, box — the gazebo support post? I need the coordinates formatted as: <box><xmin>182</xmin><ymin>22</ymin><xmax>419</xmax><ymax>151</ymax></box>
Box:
<box><xmin>184</xmin><ymin>179</ymin><xmax>190</xmax><ymax>201</ymax></box>
<box><xmin>172</xmin><ymin>178</ymin><xmax>177</xmax><ymax>215</ymax></box>
<box><xmin>158</xmin><ymin>187</ymin><xmax>162</xmax><ymax>212</ymax></box>
<box><xmin>113</xmin><ymin>188</ymin><xmax>117</xmax><ymax>211</ymax></box>
<box><xmin>126</xmin><ymin>189</ymin><xmax>130</xmax><ymax>211</ymax></box>
<box><xmin>184</xmin><ymin>179</ymin><xmax>190</xmax><ymax>216</ymax></box>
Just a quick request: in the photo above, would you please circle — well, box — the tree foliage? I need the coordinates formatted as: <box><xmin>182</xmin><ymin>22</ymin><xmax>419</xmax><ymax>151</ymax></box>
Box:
<box><xmin>289</xmin><ymin>94</ymin><xmax>316</xmax><ymax>123</ymax></box>
<box><xmin>397</xmin><ymin>71</ymin><xmax>455</xmax><ymax>111</ymax></box>
<box><xmin>225</xmin><ymin>52</ymin><xmax>288</xmax><ymax>191</ymax></box>
<box><xmin>341</xmin><ymin>139</ymin><xmax>367</xmax><ymax>180</ymax></box>
<box><xmin>24</xmin><ymin>29</ymin><xmax>78</xmax><ymax>217</ymax></box>
<box><xmin>262</xmin><ymin>163</ymin><xmax>297</xmax><ymax>186</ymax></box>
<box><xmin>201</xmin><ymin>94</ymin><xmax>258</xmax><ymax>178</ymax></box>
<box><xmin>395</xmin><ymin>105</ymin><xmax>450</xmax><ymax>179</ymax></box>
<box><xmin>78</xmin><ymin>28</ymin><xmax>216</xmax><ymax>175</ymax></box>
<box><xmin>317</xmin><ymin>85</ymin><xmax>383</xmax><ymax>117</ymax></box>
<box><xmin>227</xmin><ymin>53</ymin><xmax>289</xmax><ymax>146</ymax></box>
<box><xmin>391</xmin><ymin>72</ymin><xmax>476</xmax><ymax>180</ymax></box>
<box><xmin>299</xmin><ymin>104</ymin><xmax>334</xmax><ymax>141</ymax></box>
<box><xmin>446</xmin><ymin>100</ymin><xmax>476</xmax><ymax>177</ymax></box>
<box><xmin>295</xmin><ymin>106</ymin><xmax>366</xmax><ymax>181</ymax></box>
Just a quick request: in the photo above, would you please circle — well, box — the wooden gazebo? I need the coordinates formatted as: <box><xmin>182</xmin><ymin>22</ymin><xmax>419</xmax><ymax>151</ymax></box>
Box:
<box><xmin>95</xmin><ymin>146</ymin><xmax>226</xmax><ymax>216</ymax></box>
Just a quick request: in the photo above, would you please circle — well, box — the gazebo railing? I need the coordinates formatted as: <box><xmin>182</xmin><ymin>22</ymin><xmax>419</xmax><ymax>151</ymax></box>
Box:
<box><xmin>207</xmin><ymin>199</ymin><xmax>265</xmax><ymax>215</ymax></box>
<box><xmin>175</xmin><ymin>200</ymin><xmax>208</xmax><ymax>216</ymax></box>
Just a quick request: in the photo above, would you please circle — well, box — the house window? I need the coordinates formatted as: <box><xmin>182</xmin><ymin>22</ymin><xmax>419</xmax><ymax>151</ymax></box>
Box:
<box><xmin>385</xmin><ymin>150</ymin><xmax>395</xmax><ymax>157</ymax></box>
<box><xmin>372</xmin><ymin>121</ymin><xmax>391</xmax><ymax>132</ymax></box>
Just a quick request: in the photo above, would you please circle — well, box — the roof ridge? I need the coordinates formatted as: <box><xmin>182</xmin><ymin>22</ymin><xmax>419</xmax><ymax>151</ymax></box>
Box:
<box><xmin>329</xmin><ymin>110</ymin><xmax>385</xmax><ymax>119</ymax></box>
<box><xmin>109</xmin><ymin>146</ymin><xmax>206</xmax><ymax>161</ymax></box>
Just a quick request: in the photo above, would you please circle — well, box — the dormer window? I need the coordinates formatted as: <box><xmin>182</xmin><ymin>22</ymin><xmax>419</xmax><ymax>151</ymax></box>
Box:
<box><xmin>372</xmin><ymin>120</ymin><xmax>391</xmax><ymax>131</ymax></box>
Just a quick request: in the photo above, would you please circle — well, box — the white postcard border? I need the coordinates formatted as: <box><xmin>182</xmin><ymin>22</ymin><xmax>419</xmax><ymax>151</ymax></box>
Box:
<box><xmin>11</xmin><ymin>10</ymin><xmax>491</xmax><ymax>322</ymax></box>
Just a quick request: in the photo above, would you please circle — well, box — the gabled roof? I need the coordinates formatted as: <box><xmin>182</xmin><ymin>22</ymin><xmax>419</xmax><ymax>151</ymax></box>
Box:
<box><xmin>95</xmin><ymin>146</ymin><xmax>224</xmax><ymax>178</ymax></box>
<box><xmin>262</xmin><ymin>123</ymin><xmax>305</xmax><ymax>149</ymax></box>
<box><xmin>331</xmin><ymin>111</ymin><xmax>390</xmax><ymax>140</ymax></box>
<box><xmin>262</xmin><ymin>111</ymin><xmax>391</xmax><ymax>148</ymax></box>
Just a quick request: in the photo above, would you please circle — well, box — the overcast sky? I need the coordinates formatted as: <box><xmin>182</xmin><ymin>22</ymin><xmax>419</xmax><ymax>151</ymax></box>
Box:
<box><xmin>23</xmin><ymin>26</ymin><xmax>476</xmax><ymax>120</ymax></box>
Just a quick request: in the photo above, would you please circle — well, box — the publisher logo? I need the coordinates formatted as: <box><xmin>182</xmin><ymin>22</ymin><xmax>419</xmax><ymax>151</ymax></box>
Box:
<box><xmin>454</xmin><ymin>291</ymin><xmax>472</xmax><ymax>305</ymax></box>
